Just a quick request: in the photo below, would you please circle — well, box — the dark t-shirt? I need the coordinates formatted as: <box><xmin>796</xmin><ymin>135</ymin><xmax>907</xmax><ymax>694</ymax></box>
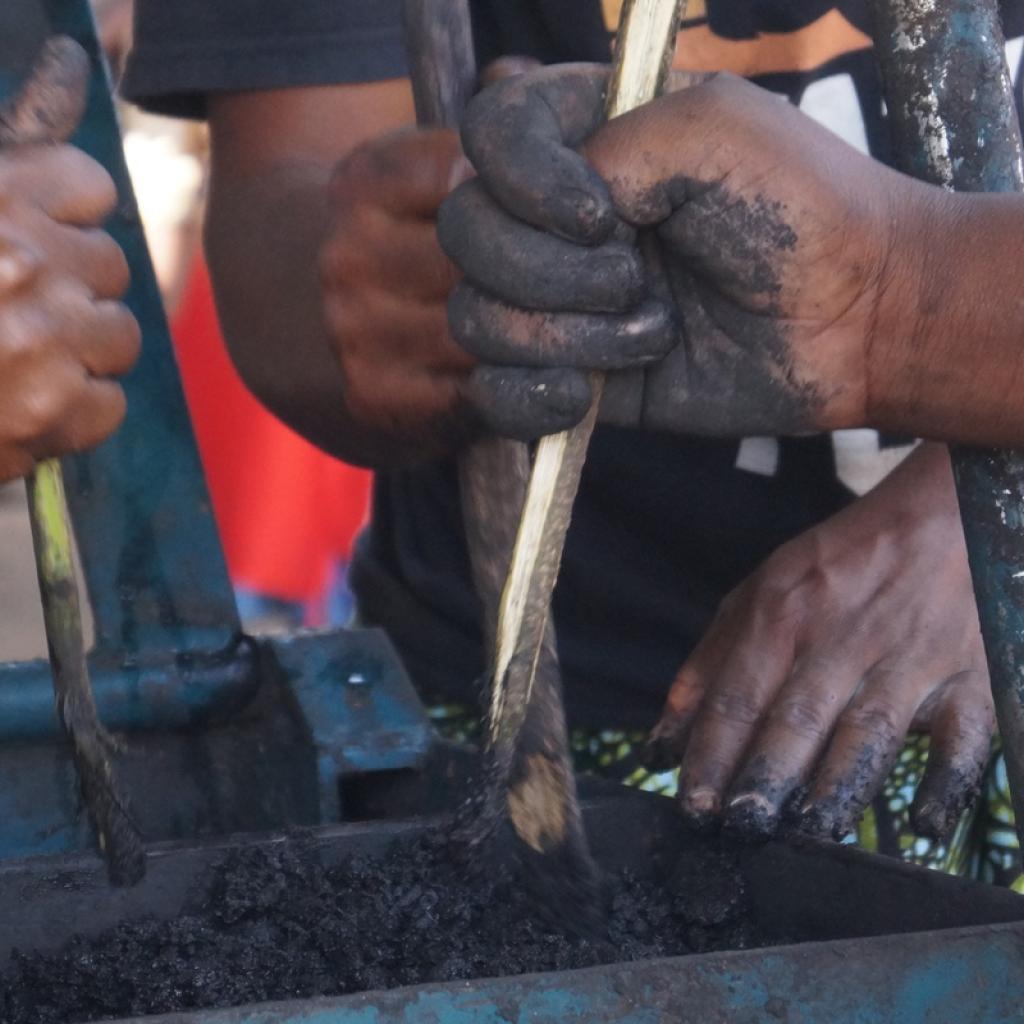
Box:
<box><xmin>123</xmin><ymin>1</ymin><xmax>1024</xmax><ymax>728</ymax></box>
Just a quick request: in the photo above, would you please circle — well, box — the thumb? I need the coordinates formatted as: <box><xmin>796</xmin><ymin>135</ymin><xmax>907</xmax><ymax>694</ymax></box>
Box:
<box><xmin>0</xmin><ymin>36</ymin><xmax>90</xmax><ymax>148</ymax></box>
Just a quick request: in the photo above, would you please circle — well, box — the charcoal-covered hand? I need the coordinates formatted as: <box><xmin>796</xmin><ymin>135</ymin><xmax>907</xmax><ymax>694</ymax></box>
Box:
<box><xmin>0</xmin><ymin>38</ymin><xmax>140</xmax><ymax>482</ymax></box>
<box><xmin>439</xmin><ymin>65</ymin><xmax>927</xmax><ymax>441</ymax></box>
<box><xmin>647</xmin><ymin>443</ymin><xmax>992</xmax><ymax>842</ymax></box>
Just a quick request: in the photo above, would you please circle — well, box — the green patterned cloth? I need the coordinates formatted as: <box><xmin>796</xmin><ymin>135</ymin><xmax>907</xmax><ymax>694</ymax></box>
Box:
<box><xmin>429</xmin><ymin>706</ymin><xmax>1023</xmax><ymax>890</ymax></box>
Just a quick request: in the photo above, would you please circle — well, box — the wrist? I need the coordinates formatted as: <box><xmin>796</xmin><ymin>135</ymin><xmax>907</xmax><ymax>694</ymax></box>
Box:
<box><xmin>862</xmin><ymin>179</ymin><xmax>957</xmax><ymax>433</ymax></box>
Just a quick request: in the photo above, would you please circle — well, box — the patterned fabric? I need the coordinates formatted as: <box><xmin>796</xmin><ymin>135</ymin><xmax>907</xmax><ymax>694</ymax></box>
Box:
<box><xmin>430</xmin><ymin>706</ymin><xmax>1023</xmax><ymax>889</ymax></box>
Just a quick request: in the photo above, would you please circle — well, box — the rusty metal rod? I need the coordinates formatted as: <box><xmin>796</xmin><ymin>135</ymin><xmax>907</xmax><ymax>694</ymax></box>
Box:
<box><xmin>870</xmin><ymin>0</ymin><xmax>1024</xmax><ymax>845</ymax></box>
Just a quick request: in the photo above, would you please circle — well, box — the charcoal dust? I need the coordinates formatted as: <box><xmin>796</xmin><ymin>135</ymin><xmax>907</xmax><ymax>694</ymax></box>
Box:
<box><xmin>3</xmin><ymin>828</ymin><xmax>766</xmax><ymax>1024</ymax></box>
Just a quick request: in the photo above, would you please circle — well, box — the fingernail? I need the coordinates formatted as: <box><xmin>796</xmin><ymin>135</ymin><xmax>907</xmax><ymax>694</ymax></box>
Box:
<box><xmin>798</xmin><ymin>801</ymin><xmax>853</xmax><ymax>842</ymax></box>
<box><xmin>797</xmin><ymin>801</ymin><xmax>831</xmax><ymax>838</ymax></box>
<box><xmin>680</xmin><ymin>786</ymin><xmax>720</xmax><ymax>832</ymax></box>
<box><xmin>724</xmin><ymin>793</ymin><xmax>779</xmax><ymax>842</ymax></box>
<box><xmin>912</xmin><ymin>799</ymin><xmax>949</xmax><ymax>840</ymax></box>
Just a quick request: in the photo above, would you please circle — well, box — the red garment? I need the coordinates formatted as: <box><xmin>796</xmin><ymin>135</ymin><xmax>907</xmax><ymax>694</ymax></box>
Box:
<box><xmin>170</xmin><ymin>256</ymin><xmax>371</xmax><ymax>603</ymax></box>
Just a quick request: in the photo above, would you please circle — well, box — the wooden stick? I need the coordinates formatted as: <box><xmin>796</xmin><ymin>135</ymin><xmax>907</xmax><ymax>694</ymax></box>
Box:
<box><xmin>491</xmin><ymin>0</ymin><xmax>687</xmax><ymax>757</ymax></box>
<box><xmin>7</xmin><ymin>36</ymin><xmax>145</xmax><ymax>886</ymax></box>
<box><xmin>402</xmin><ymin>0</ymin><xmax>601</xmax><ymax>932</ymax></box>
<box><xmin>27</xmin><ymin>461</ymin><xmax>144</xmax><ymax>885</ymax></box>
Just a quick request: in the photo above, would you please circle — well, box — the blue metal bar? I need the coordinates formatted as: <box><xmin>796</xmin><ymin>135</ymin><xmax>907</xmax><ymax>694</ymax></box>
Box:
<box><xmin>110</xmin><ymin>921</ymin><xmax>1024</xmax><ymax>1023</ymax></box>
<box><xmin>33</xmin><ymin>0</ymin><xmax>241</xmax><ymax>657</ymax></box>
<box><xmin>870</xmin><ymin>0</ymin><xmax>1024</xmax><ymax>844</ymax></box>
<box><xmin>0</xmin><ymin>645</ymin><xmax>255</xmax><ymax>740</ymax></box>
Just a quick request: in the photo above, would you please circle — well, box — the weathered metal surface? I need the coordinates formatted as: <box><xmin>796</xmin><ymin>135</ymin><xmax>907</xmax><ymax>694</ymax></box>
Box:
<box><xmin>31</xmin><ymin>0</ymin><xmax>240</xmax><ymax>656</ymax></box>
<box><xmin>266</xmin><ymin>629</ymin><xmax>437</xmax><ymax>821</ymax></box>
<box><xmin>0</xmin><ymin>630</ymin><xmax>435</xmax><ymax>860</ymax></box>
<box><xmin>0</xmin><ymin>1</ymin><xmax>439</xmax><ymax>864</ymax></box>
<box><xmin>0</xmin><ymin>792</ymin><xmax>1019</xmax><ymax>1023</ymax></box>
<box><xmin>116</xmin><ymin>925</ymin><xmax>1024</xmax><ymax>1023</ymax></box>
<box><xmin>0</xmin><ymin>644</ymin><xmax>256</xmax><ymax>741</ymax></box>
<box><xmin>871</xmin><ymin>0</ymin><xmax>1024</xmax><ymax>842</ymax></box>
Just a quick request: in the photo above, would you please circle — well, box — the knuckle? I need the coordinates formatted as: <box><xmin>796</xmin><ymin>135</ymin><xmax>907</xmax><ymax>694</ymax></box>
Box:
<box><xmin>328</xmin><ymin>143</ymin><xmax>380</xmax><ymax>205</ymax></box>
<box><xmin>341</xmin><ymin>363</ymin><xmax>385</xmax><ymax>427</ymax></box>
<box><xmin>0</xmin><ymin>302</ymin><xmax>53</xmax><ymax>359</ymax></box>
<box><xmin>703</xmin><ymin>687</ymin><xmax>764</xmax><ymax>727</ymax></box>
<box><xmin>318</xmin><ymin>231</ymin><xmax>360</xmax><ymax>288</ymax></box>
<box><xmin>844</xmin><ymin>700</ymin><xmax>900</xmax><ymax>741</ymax></box>
<box><xmin>770</xmin><ymin>696</ymin><xmax>829</xmax><ymax>740</ymax></box>
<box><xmin>20</xmin><ymin>379</ymin><xmax>74</xmax><ymax>439</ymax></box>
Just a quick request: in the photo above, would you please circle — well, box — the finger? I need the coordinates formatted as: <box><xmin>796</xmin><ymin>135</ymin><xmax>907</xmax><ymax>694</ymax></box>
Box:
<box><xmin>29</xmin><ymin>376</ymin><xmax>128</xmax><ymax>459</ymax></box>
<box><xmin>328</xmin><ymin>128</ymin><xmax>463</xmax><ymax>219</ymax></box>
<box><xmin>910</xmin><ymin>672</ymin><xmax>994</xmax><ymax>840</ymax></box>
<box><xmin>3</xmin><ymin>146</ymin><xmax>118</xmax><ymax>225</ymax></box>
<box><xmin>462</xmin><ymin>63</ymin><xmax>614</xmax><ymax>243</ymax></box>
<box><xmin>438</xmin><ymin>179</ymin><xmax>645</xmax><ymax>313</ymax></box>
<box><xmin>0</xmin><ymin>283</ymin><xmax>140</xmax><ymax>379</ymax></box>
<box><xmin>466</xmin><ymin>365</ymin><xmax>592</xmax><ymax>440</ymax></box>
<box><xmin>6</xmin><ymin>356</ymin><xmax>124</xmax><ymax>459</ymax></box>
<box><xmin>449</xmin><ymin>283</ymin><xmax>675</xmax><ymax>368</ymax></box>
<box><xmin>723</xmin><ymin>656</ymin><xmax>865</xmax><ymax>840</ymax></box>
<box><xmin>65</xmin><ymin>298</ymin><xmax>141</xmax><ymax>378</ymax></box>
<box><xmin>676</xmin><ymin>619</ymin><xmax>794</xmax><ymax>829</ymax></box>
<box><xmin>320</xmin><ymin>204</ymin><xmax>459</xmax><ymax>301</ymax></box>
<box><xmin>0</xmin><ymin>37</ymin><xmax>90</xmax><ymax>147</ymax></box>
<box><xmin>798</xmin><ymin>667</ymin><xmax>916</xmax><ymax>840</ymax></box>
<box><xmin>644</xmin><ymin>625</ymin><xmax>732</xmax><ymax>772</ymax></box>
<box><xmin>324</xmin><ymin>285</ymin><xmax>474</xmax><ymax>377</ymax></box>
<box><xmin>27</xmin><ymin>220</ymin><xmax>130</xmax><ymax>296</ymax></box>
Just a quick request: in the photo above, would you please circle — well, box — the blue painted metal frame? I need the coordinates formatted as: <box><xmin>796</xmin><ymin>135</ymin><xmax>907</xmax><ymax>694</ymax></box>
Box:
<box><xmin>40</xmin><ymin>0</ymin><xmax>240</xmax><ymax>658</ymax></box>
<box><xmin>870</xmin><ymin>0</ymin><xmax>1024</xmax><ymax>844</ymax></box>
<box><xmin>110</xmin><ymin>922</ymin><xmax>1024</xmax><ymax>1023</ymax></box>
<box><xmin>0</xmin><ymin>0</ymin><xmax>436</xmax><ymax>861</ymax></box>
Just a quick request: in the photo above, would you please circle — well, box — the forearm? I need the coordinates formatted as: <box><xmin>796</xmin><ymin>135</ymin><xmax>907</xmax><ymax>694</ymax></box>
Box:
<box><xmin>204</xmin><ymin>82</ymin><xmax>416</xmax><ymax>467</ymax></box>
<box><xmin>869</xmin><ymin>190</ymin><xmax>1024</xmax><ymax>448</ymax></box>
<box><xmin>205</xmin><ymin>162</ymin><xmax>380</xmax><ymax>464</ymax></box>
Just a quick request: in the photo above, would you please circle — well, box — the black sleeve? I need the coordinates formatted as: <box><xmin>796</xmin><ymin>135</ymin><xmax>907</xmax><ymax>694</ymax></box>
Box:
<box><xmin>121</xmin><ymin>0</ymin><xmax>408</xmax><ymax>119</ymax></box>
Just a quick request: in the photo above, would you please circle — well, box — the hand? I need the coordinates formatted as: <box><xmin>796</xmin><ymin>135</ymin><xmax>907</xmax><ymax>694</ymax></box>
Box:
<box><xmin>646</xmin><ymin>444</ymin><xmax>992</xmax><ymax>842</ymax></box>
<box><xmin>0</xmin><ymin>38</ymin><xmax>140</xmax><ymax>482</ymax></box>
<box><xmin>438</xmin><ymin>65</ymin><xmax>931</xmax><ymax>442</ymax></box>
<box><xmin>319</xmin><ymin>127</ymin><xmax>476</xmax><ymax>466</ymax></box>
<box><xmin>92</xmin><ymin>0</ymin><xmax>134</xmax><ymax>81</ymax></box>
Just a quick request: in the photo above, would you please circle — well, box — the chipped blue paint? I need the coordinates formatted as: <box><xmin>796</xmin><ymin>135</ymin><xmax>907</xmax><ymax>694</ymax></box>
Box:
<box><xmin>114</xmin><ymin>922</ymin><xmax>1024</xmax><ymax>1023</ymax></box>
